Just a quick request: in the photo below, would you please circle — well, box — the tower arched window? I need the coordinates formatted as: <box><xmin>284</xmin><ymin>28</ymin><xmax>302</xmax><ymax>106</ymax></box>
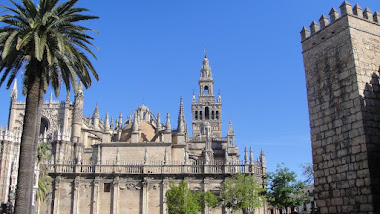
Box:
<box><xmin>205</xmin><ymin>107</ymin><xmax>209</xmax><ymax>120</ymax></box>
<box><xmin>211</xmin><ymin>111</ymin><xmax>214</xmax><ymax>119</ymax></box>
<box><xmin>195</xmin><ymin>111</ymin><xmax>198</xmax><ymax>120</ymax></box>
<box><xmin>204</xmin><ymin>86</ymin><xmax>209</xmax><ymax>95</ymax></box>
<box><xmin>200</xmin><ymin>111</ymin><xmax>203</xmax><ymax>120</ymax></box>
<box><xmin>216</xmin><ymin>111</ymin><xmax>219</xmax><ymax>119</ymax></box>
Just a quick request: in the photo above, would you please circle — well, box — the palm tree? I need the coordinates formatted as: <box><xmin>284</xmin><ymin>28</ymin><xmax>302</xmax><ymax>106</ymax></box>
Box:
<box><xmin>0</xmin><ymin>0</ymin><xmax>99</xmax><ymax>213</ymax></box>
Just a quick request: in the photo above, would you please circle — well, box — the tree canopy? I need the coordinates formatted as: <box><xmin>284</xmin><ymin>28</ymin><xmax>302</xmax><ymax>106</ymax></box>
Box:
<box><xmin>300</xmin><ymin>162</ymin><xmax>314</xmax><ymax>185</ymax></box>
<box><xmin>266</xmin><ymin>164</ymin><xmax>310</xmax><ymax>211</ymax></box>
<box><xmin>165</xmin><ymin>181</ymin><xmax>218</xmax><ymax>214</ymax></box>
<box><xmin>220</xmin><ymin>173</ymin><xmax>263</xmax><ymax>213</ymax></box>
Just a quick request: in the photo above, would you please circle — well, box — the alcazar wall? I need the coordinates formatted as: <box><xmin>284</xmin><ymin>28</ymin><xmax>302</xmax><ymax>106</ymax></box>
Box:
<box><xmin>302</xmin><ymin>2</ymin><xmax>380</xmax><ymax>213</ymax></box>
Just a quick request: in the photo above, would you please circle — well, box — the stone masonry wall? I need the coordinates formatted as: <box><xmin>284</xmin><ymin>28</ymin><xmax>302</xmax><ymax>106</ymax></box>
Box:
<box><xmin>301</xmin><ymin>2</ymin><xmax>380</xmax><ymax>213</ymax></box>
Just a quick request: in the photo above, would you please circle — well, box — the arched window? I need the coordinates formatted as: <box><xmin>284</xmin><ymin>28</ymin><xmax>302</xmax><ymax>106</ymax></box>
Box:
<box><xmin>204</xmin><ymin>86</ymin><xmax>209</xmax><ymax>95</ymax></box>
<box><xmin>195</xmin><ymin>111</ymin><xmax>198</xmax><ymax>120</ymax></box>
<box><xmin>211</xmin><ymin>111</ymin><xmax>214</xmax><ymax>119</ymax></box>
<box><xmin>216</xmin><ymin>111</ymin><xmax>219</xmax><ymax>119</ymax></box>
<box><xmin>40</xmin><ymin>117</ymin><xmax>49</xmax><ymax>135</ymax></box>
<box><xmin>200</xmin><ymin>111</ymin><xmax>203</xmax><ymax>120</ymax></box>
<box><xmin>205</xmin><ymin>107</ymin><xmax>209</xmax><ymax>120</ymax></box>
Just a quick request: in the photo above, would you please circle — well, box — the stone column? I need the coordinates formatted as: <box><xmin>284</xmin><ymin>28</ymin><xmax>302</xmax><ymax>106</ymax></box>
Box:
<box><xmin>142</xmin><ymin>178</ymin><xmax>148</xmax><ymax>214</ymax></box>
<box><xmin>202</xmin><ymin>178</ymin><xmax>209</xmax><ymax>214</ymax></box>
<box><xmin>52</xmin><ymin>176</ymin><xmax>61</xmax><ymax>214</ymax></box>
<box><xmin>112</xmin><ymin>177</ymin><xmax>119</xmax><ymax>214</ymax></box>
<box><xmin>91</xmin><ymin>178</ymin><xmax>100</xmax><ymax>214</ymax></box>
<box><xmin>72</xmin><ymin>177</ymin><xmax>80</xmax><ymax>214</ymax></box>
<box><xmin>161</xmin><ymin>178</ymin><xmax>168</xmax><ymax>214</ymax></box>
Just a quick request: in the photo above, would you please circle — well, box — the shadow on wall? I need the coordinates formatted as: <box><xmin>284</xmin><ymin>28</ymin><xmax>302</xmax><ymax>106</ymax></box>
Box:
<box><xmin>359</xmin><ymin>69</ymin><xmax>380</xmax><ymax>212</ymax></box>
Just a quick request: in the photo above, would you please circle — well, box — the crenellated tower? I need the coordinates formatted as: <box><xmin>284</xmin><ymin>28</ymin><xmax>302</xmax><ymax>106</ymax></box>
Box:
<box><xmin>192</xmin><ymin>53</ymin><xmax>222</xmax><ymax>138</ymax></box>
<box><xmin>301</xmin><ymin>1</ymin><xmax>380</xmax><ymax>213</ymax></box>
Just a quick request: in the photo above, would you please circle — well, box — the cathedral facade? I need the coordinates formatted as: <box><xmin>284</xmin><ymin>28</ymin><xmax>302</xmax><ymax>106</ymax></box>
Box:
<box><xmin>0</xmin><ymin>55</ymin><xmax>266</xmax><ymax>214</ymax></box>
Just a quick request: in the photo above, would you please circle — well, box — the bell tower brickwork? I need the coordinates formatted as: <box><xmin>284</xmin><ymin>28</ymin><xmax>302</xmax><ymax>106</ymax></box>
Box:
<box><xmin>301</xmin><ymin>2</ymin><xmax>380</xmax><ymax>213</ymax></box>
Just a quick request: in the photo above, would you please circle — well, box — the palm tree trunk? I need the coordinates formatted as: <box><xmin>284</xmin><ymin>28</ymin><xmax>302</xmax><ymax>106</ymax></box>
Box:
<box><xmin>14</xmin><ymin>76</ymin><xmax>41</xmax><ymax>214</ymax></box>
<box><xmin>30</xmin><ymin>86</ymin><xmax>45</xmax><ymax>214</ymax></box>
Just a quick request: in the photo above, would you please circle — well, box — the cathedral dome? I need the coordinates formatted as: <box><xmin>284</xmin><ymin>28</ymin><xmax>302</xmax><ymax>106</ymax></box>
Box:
<box><xmin>137</xmin><ymin>103</ymin><xmax>149</xmax><ymax>111</ymax></box>
<box><xmin>119</xmin><ymin>121</ymin><xmax>158</xmax><ymax>142</ymax></box>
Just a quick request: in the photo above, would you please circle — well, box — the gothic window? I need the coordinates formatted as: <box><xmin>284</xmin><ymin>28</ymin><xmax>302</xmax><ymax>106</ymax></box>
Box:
<box><xmin>216</xmin><ymin>111</ymin><xmax>219</xmax><ymax>119</ymax></box>
<box><xmin>211</xmin><ymin>111</ymin><xmax>214</xmax><ymax>119</ymax></box>
<box><xmin>200</xmin><ymin>111</ymin><xmax>203</xmax><ymax>120</ymax></box>
<box><xmin>205</xmin><ymin>107</ymin><xmax>209</xmax><ymax>120</ymax></box>
<box><xmin>39</xmin><ymin>117</ymin><xmax>49</xmax><ymax>135</ymax></box>
<box><xmin>230</xmin><ymin>138</ymin><xmax>233</xmax><ymax>146</ymax></box>
<box><xmin>204</xmin><ymin>86</ymin><xmax>209</xmax><ymax>95</ymax></box>
<box><xmin>195</xmin><ymin>111</ymin><xmax>198</xmax><ymax>120</ymax></box>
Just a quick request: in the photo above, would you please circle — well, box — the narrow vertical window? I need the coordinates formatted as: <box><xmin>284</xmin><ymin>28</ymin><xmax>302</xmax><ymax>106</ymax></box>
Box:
<box><xmin>195</xmin><ymin>111</ymin><xmax>198</xmax><ymax>120</ymax></box>
<box><xmin>216</xmin><ymin>111</ymin><xmax>219</xmax><ymax>119</ymax></box>
<box><xmin>104</xmin><ymin>183</ymin><xmax>111</xmax><ymax>192</ymax></box>
<box><xmin>211</xmin><ymin>111</ymin><xmax>214</xmax><ymax>119</ymax></box>
<box><xmin>205</xmin><ymin>107</ymin><xmax>209</xmax><ymax>120</ymax></box>
<box><xmin>200</xmin><ymin>111</ymin><xmax>203</xmax><ymax>120</ymax></box>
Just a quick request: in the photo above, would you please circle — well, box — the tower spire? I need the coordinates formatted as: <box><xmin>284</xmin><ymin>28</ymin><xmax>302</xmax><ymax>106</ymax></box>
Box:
<box><xmin>104</xmin><ymin>113</ymin><xmax>110</xmax><ymax>132</ymax></box>
<box><xmin>132</xmin><ymin>114</ymin><xmax>139</xmax><ymax>132</ymax></box>
<box><xmin>10</xmin><ymin>79</ymin><xmax>17</xmax><ymax>100</ymax></box>
<box><xmin>93</xmin><ymin>104</ymin><xmax>99</xmax><ymax>129</ymax></box>
<box><xmin>192</xmin><ymin>53</ymin><xmax>222</xmax><ymax>138</ymax></box>
<box><xmin>228</xmin><ymin>121</ymin><xmax>234</xmax><ymax>136</ymax></box>
<box><xmin>200</xmin><ymin>54</ymin><xmax>213</xmax><ymax>81</ymax></box>
<box><xmin>156</xmin><ymin>113</ymin><xmax>161</xmax><ymax>132</ymax></box>
<box><xmin>50</xmin><ymin>92</ymin><xmax>53</xmax><ymax>103</ymax></box>
<box><xmin>244</xmin><ymin>147</ymin><xmax>248</xmax><ymax>165</ymax></box>
<box><xmin>177</xmin><ymin>97</ymin><xmax>185</xmax><ymax>134</ymax></box>
<box><xmin>250</xmin><ymin>147</ymin><xmax>253</xmax><ymax>164</ymax></box>
<box><xmin>166</xmin><ymin>113</ymin><xmax>171</xmax><ymax>131</ymax></box>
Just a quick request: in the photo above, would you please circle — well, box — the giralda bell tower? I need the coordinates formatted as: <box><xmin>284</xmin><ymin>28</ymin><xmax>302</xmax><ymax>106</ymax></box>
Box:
<box><xmin>192</xmin><ymin>52</ymin><xmax>222</xmax><ymax>138</ymax></box>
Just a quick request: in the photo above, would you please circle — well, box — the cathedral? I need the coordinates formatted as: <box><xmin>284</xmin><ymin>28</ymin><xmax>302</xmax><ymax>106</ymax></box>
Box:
<box><xmin>0</xmin><ymin>55</ymin><xmax>266</xmax><ymax>214</ymax></box>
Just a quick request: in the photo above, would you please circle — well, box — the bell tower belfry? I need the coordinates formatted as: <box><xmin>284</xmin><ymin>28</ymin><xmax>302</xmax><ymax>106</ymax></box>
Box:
<box><xmin>192</xmin><ymin>52</ymin><xmax>222</xmax><ymax>138</ymax></box>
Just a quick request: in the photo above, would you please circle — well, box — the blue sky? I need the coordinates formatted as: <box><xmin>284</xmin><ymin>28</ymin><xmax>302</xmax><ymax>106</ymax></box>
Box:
<box><xmin>1</xmin><ymin>0</ymin><xmax>380</xmax><ymax>180</ymax></box>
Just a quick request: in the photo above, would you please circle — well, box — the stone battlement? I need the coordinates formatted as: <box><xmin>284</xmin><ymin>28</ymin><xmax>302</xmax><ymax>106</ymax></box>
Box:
<box><xmin>301</xmin><ymin>1</ymin><xmax>380</xmax><ymax>41</ymax></box>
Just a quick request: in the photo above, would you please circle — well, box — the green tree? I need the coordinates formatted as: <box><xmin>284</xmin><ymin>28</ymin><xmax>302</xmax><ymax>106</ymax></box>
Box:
<box><xmin>0</xmin><ymin>0</ymin><xmax>98</xmax><ymax>213</ymax></box>
<box><xmin>165</xmin><ymin>181</ymin><xmax>218</xmax><ymax>214</ymax></box>
<box><xmin>166</xmin><ymin>181</ymin><xmax>200</xmax><ymax>214</ymax></box>
<box><xmin>266</xmin><ymin>164</ymin><xmax>310</xmax><ymax>214</ymax></box>
<box><xmin>220</xmin><ymin>173</ymin><xmax>263</xmax><ymax>214</ymax></box>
